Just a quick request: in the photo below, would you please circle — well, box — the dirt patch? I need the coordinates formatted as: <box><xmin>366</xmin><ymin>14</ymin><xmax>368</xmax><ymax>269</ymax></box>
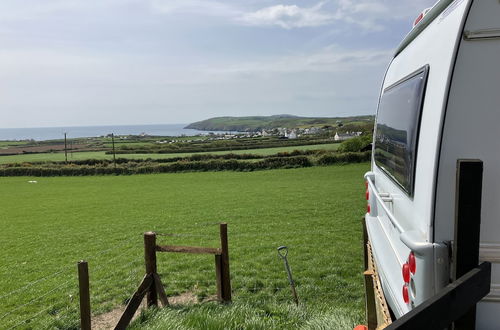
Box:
<box><xmin>168</xmin><ymin>291</ymin><xmax>198</xmax><ymax>305</ymax></box>
<box><xmin>92</xmin><ymin>299</ymin><xmax>146</xmax><ymax>330</ymax></box>
<box><xmin>91</xmin><ymin>292</ymin><xmax>203</xmax><ymax>330</ymax></box>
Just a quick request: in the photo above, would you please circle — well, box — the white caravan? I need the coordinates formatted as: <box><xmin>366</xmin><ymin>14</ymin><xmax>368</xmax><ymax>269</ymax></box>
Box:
<box><xmin>364</xmin><ymin>0</ymin><xmax>500</xmax><ymax>328</ymax></box>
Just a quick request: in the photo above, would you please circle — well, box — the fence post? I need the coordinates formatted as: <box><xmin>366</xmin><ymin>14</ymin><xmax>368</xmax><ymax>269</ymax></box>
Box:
<box><xmin>215</xmin><ymin>254</ymin><xmax>223</xmax><ymax>301</ymax></box>
<box><xmin>77</xmin><ymin>260</ymin><xmax>91</xmax><ymax>330</ymax></box>
<box><xmin>144</xmin><ymin>231</ymin><xmax>158</xmax><ymax>307</ymax></box>
<box><xmin>219</xmin><ymin>223</ymin><xmax>232</xmax><ymax>303</ymax></box>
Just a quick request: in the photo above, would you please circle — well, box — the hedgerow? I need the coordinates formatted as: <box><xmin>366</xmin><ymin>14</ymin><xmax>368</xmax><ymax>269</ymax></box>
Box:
<box><xmin>0</xmin><ymin>151</ymin><xmax>369</xmax><ymax>177</ymax></box>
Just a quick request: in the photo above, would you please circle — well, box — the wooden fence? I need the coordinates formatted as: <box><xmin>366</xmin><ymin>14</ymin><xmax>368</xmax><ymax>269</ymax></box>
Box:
<box><xmin>77</xmin><ymin>223</ymin><xmax>232</xmax><ymax>330</ymax></box>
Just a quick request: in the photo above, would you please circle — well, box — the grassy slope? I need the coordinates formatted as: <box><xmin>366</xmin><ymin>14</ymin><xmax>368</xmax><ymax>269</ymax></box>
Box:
<box><xmin>0</xmin><ymin>163</ymin><xmax>368</xmax><ymax>329</ymax></box>
<box><xmin>0</xmin><ymin>143</ymin><xmax>340</xmax><ymax>164</ymax></box>
<box><xmin>185</xmin><ymin>115</ymin><xmax>374</xmax><ymax>131</ymax></box>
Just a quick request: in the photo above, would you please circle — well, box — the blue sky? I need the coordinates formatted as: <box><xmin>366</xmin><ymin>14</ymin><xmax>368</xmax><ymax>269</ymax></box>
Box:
<box><xmin>0</xmin><ymin>0</ymin><xmax>436</xmax><ymax>128</ymax></box>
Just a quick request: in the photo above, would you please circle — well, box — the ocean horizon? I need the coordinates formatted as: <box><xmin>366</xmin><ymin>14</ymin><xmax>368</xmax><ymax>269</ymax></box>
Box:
<box><xmin>0</xmin><ymin>124</ymin><xmax>224</xmax><ymax>141</ymax></box>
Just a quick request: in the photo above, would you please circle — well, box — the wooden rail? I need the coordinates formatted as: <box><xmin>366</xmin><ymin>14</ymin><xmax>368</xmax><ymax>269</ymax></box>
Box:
<box><xmin>115</xmin><ymin>274</ymin><xmax>153</xmax><ymax>330</ymax></box>
<box><xmin>112</xmin><ymin>223</ymin><xmax>232</xmax><ymax>329</ymax></box>
<box><xmin>156</xmin><ymin>245</ymin><xmax>221</xmax><ymax>255</ymax></box>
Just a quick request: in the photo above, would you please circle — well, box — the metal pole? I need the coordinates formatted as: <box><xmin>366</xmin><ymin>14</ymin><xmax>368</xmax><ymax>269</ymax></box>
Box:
<box><xmin>278</xmin><ymin>246</ymin><xmax>299</xmax><ymax>305</ymax></box>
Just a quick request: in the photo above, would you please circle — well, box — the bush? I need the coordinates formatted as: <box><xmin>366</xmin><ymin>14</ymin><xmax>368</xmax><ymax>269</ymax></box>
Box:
<box><xmin>0</xmin><ymin>151</ymin><xmax>369</xmax><ymax>177</ymax></box>
<box><xmin>316</xmin><ymin>151</ymin><xmax>371</xmax><ymax>166</ymax></box>
<box><xmin>337</xmin><ymin>135</ymin><xmax>372</xmax><ymax>153</ymax></box>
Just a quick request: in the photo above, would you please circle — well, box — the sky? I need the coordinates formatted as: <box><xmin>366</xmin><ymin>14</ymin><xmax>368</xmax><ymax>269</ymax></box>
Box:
<box><xmin>0</xmin><ymin>0</ymin><xmax>436</xmax><ymax>128</ymax></box>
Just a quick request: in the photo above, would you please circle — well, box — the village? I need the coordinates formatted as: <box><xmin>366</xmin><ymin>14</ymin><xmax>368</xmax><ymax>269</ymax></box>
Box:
<box><xmin>155</xmin><ymin>127</ymin><xmax>363</xmax><ymax>144</ymax></box>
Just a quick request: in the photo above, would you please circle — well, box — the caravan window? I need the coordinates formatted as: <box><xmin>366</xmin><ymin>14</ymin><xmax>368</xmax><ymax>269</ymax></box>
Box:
<box><xmin>374</xmin><ymin>66</ymin><xmax>428</xmax><ymax>195</ymax></box>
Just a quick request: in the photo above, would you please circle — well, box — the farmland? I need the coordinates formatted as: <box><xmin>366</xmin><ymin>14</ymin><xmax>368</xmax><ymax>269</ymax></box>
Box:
<box><xmin>0</xmin><ymin>163</ymin><xmax>369</xmax><ymax>329</ymax></box>
<box><xmin>0</xmin><ymin>143</ymin><xmax>340</xmax><ymax>165</ymax></box>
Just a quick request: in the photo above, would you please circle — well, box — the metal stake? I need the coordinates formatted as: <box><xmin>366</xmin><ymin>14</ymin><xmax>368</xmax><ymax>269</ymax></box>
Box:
<box><xmin>278</xmin><ymin>246</ymin><xmax>299</xmax><ymax>305</ymax></box>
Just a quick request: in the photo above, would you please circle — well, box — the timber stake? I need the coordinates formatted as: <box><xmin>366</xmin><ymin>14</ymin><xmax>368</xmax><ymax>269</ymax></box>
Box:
<box><xmin>77</xmin><ymin>260</ymin><xmax>91</xmax><ymax>330</ymax></box>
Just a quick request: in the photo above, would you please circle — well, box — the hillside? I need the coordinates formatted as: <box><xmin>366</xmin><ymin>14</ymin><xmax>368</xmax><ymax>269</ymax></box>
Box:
<box><xmin>185</xmin><ymin>114</ymin><xmax>374</xmax><ymax>132</ymax></box>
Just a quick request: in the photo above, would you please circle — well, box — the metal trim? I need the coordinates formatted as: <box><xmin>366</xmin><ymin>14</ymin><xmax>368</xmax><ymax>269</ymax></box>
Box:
<box><xmin>463</xmin><ymin>28</ymin><xmax>500</xmax><ymax>40</ymax></box>
<box><xmin>394</xmin><ymin>0</ymin><xmax>456</xmax><ymax>56</ymax></box>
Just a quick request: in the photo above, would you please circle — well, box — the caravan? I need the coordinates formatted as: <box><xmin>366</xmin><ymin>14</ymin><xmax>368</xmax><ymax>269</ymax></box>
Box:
<box><xmin>364</xmin><ymin>0</ymin><xmax>500</xmax><ymax>328</ymax></box>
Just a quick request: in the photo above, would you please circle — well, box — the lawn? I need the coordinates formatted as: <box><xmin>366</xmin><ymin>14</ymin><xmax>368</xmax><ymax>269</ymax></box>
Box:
<box><xmin>0</xmin><ymin>143</ymin><xmax>340</xmax><ymax>164</ymax></box>
<box><xmin>0</xmin><ymin>163</ymin><xmax>368</xmax><ymax>329</ymax></box>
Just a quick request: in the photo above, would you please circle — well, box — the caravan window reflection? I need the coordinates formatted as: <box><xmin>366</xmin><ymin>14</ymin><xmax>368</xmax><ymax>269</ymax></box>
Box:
<box><xmin>374</xmin><ymin>67</ymin><xmax>428</xmax><ymax>195</ymax></box>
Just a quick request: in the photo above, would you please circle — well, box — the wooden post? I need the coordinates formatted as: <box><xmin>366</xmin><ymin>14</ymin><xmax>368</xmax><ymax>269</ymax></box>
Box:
<box><xmin>115</xmin><ymin>274</ymin><xmax>153</xmax><ymax>330</ymax></box>
<box><xmin>78</xmin><ymin>260</ymin><xmax>91</xmax><ymax>330</ymax></box>
<box><xmin>215</xmin><ymin>254</ymin><xmax>222</xmax><ymax>301</ymax></box>
<box><xmin>362</xmin><ymin>217</ymin><xmax>377</xmax><ymax>329</ymax></box>
<box><xmin>144</xmin><ymin>232</ymin><xmax>158</xmax><ymax>307</ymax></box>
<box><xmin>152</xmin><ymin>273</ymin><xmax>169</xmax><ymax>307</ymax></box>
<box><xmin>219</xmin><ymin>223</ymin><xmax>232</xmax><ymax>302</ymax></box>
<box><xmin>64</xmin><ymin>133</ymin><xmax>68</xmax><ymax>163</ymax></box>
<box><xmin>111</xmin><ymin>133</ymin><xmax>117</xmax><ymax>171</ymax></box>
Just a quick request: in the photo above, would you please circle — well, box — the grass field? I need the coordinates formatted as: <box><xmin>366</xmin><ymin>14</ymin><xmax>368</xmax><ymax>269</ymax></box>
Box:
<box><xmin>0</xmin><ymin>163</ymin><xmax>368</xmax><ymax>329</ymax></box>
<box><xmin>0</xmin><ymin>143</ymin><xmax>340</xmax><ymax>164</ymax></box>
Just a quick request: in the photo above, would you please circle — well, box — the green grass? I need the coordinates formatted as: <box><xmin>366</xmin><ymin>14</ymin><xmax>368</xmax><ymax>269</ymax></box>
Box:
<box><xmin>0</xmin><ymin>151</ymin><xmax>109</xmax><ymax>163</ymax></box>
<box><xmin>0</xmin><ymin>141</ymin><xmax>29</xmax><ymax>148</ymax></box>
<box><xmin>0</xmin><ymin>163</ymin><xmax>368</xmax><ymax>329</ymax></box>
<box><xmin>0</xmin><ymin>143</ymin><xmax>340</xmax><ymax>164</ymax></box>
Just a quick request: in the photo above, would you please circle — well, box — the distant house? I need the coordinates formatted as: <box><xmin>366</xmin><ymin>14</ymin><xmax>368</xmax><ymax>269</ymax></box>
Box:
<box><xmin>334</xmin><ymin>132</ymin><xmax>357</xmax><ymax>141</ymax></box>
<box><xmin>283</xmin><ymin>129</ymin><xmax>298</xmax><ymax>139</ymax></box>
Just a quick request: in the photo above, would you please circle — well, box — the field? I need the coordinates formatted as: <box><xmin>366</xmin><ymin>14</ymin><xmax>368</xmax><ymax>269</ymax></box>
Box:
<box><xmin>0</xmin><ymin>163</ymin><xmax>369</xmax><ymax>329</ymax></box>
<box><xmin>0</xmin><ymin>143</ymin><xmax>340</xmax><ymax>164</ymax></box>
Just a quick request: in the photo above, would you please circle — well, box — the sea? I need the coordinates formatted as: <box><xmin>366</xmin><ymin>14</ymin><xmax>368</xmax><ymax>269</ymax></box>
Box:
<box><xmin>0</xmin><ymin>124</ymin><xmax>225</xmax><ymax>141</ymax></box>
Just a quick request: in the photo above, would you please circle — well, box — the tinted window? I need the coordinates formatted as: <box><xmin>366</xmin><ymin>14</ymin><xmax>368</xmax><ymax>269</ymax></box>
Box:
<box><xmin>374</xmin><ymin>67</ymin><xmax>428</xmax><ymax>195</ymax></box>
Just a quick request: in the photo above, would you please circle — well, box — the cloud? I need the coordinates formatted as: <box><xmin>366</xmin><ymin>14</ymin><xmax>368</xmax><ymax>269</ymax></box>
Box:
<box><xmin>239</xmin><ymin>2</ymin><xmax>335</xmax><ymax>29</ymax></box>
<box><xmin>149</xmin><ymin>0</ymin><xmax>240</xmax><ymax>17</ymax></box>
<box><xmin>204</xmin><ymin>45</ymin><xmax>391</xmax><ymax>76</ymax></box>
<box><xmin>238</xmin><ymin>0</ymin><xmax>436</xmax><ymax>31</ymax></box>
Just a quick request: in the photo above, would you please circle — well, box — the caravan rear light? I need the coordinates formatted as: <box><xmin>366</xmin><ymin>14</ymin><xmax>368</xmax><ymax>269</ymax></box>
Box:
<box><xmin>413</xmin><ymin>8</ymin><xmax>431</xmax><ymax>27</ymax></box>
<box><xmin>413</xmin><ymin>12</ymin><xmax>424</xmax><ymax>27</ymax></box>
<box><xmin>408</xmin><ymin>252</ymin><xmax>416</xmax><ymax>274</ymax></box>
<box><xmin>365</xmin><ymin>189</ymin><xmax>369</xmax><ymax>200</ymax></box>
<box><xmin>367</xmin><ymin>204</ymin><xmax>371</xmax><ymax>213</ymax></box>
<box><xmin>402</xmin><ymin>263</ymin><xmax>410</xmax><ymax>283</ymax></box>
<box><xmin>402</xmin><ymin>284</ymin><xmax>410</xmax><ymax>303</ymax></box>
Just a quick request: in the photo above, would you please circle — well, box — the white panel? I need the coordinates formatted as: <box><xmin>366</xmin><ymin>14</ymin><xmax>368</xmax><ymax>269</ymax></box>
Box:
<box><xmin>434</xmin><ymin>0</ymin><xmax>500</xmax><ymax>326</ymax></box>
<box><xmin>369</xmin><ymin>0</ymin><xmax>471</xmax><ymax>316</ymax></box>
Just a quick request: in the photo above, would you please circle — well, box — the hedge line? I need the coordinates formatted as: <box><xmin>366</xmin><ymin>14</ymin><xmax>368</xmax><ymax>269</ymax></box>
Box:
<box><xmin>0</xmin><ymin>151</ymin><xmax>370</xmax><ymax>177</ymax></box>
<box><xmin>317</xmin><ymin>151</ymin><xmax>371</xmax><ymax>165</ymax></box>
<box><xmin>1</xmin><ymin>149</ymin><xmax>321</xmax><ymax>168</ymax></box>
<box><xmin>108</xmin><ymin>139</ymin><xmax>336</xmax><ymax>154</ymax></box>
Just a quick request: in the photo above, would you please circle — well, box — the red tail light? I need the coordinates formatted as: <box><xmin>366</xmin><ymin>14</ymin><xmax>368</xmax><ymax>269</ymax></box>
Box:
<box><xmin>408</xmin><ymin>252</ymin><xmax>416</xmax><ymax>274</ymax></box>
<box><xmin>413</xmin><ymin>12</ymin><xmax>424</xmax><ymax>27</ymax></box>
<box><xmin>365</xmin><ymin>189</ymin><xmax>369</xmax><ymax>200</ymax></box>
<box><xmin>402</xmin><ymin>284</ymin><xmax>410</xmax><ymax>303</ymax></box>
<box><xmin>367</xmin><ymin>204</ymin><xmax>371</xmax><ymax>213</ymax></box>
<box><xmin>402</xmin><ymin>263</ymin><xmax>410</xmax><ymax>283</ymax></box>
